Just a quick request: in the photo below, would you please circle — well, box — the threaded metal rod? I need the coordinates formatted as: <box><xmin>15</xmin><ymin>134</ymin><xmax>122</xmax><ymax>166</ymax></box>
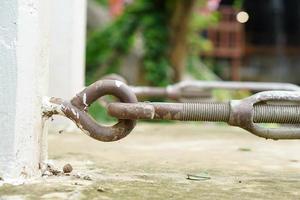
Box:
<box><xmin>182</xmin><ymin>103</ymin><xmax>300</xmax><ymax>123</ymax></box>
<box><xmin>108</xmin><ymin>102</ymin><xmax>300</xmax><ymax>124</ymax></box>
<box><xmin>253</xmin><ymin>104</ymin><xmax>300</xmax><ymax>124</ymax></box>
<box><xmin>182</xmin><ymin>103</ymin><xmax>230</xmax><ymax>121</ymax></box>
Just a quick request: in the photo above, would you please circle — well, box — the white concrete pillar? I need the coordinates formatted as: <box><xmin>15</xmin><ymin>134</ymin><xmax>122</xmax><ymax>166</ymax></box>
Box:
<box><xmin>48</xmin><ymin>0</ymin><xmax>86</xmax><ymax>130</ymax></box>
<box><xmin>0</xmin><ymin>0</ymin><xmax>50</xmax><ymax>181</ymax></box>
<box><xmin>49</xmin><ymin>0</ymin><xmax>86</xmax><ymax>99</ymax></box>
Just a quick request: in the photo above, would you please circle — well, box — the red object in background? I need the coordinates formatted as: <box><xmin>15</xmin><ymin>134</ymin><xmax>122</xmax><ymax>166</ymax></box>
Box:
<box><xmin>109</xmin><ymin>0</ymin><xmax>124</xmax><ymax>17</ymax></box>
<box><xmin>207</xmin><ymin>0</ymin><xmax>221</xmax><ymax>11</ymax></box>
<box><xmin>200</xmin><ymin>0</ymin><xmax>221</xmax><ymax>15</ymax></box>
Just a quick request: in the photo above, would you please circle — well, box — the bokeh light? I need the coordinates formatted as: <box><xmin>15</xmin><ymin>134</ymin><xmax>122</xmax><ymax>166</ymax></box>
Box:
<box><xmin>236</xmin><ymin>11</ymin><xmax>249</xmax><ymax>23</ymax></box>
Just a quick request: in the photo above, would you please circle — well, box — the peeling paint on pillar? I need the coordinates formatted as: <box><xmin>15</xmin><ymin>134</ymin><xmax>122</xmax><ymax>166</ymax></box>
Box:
<box><xmin>0</xmin><ymin>0</ymin><xmax>50</xmax><ymax>181</ymax></box>
<box><xmin>47</xmin><ymin>0</ymin><xmax>86</xmax><ymax>131</ymax></box>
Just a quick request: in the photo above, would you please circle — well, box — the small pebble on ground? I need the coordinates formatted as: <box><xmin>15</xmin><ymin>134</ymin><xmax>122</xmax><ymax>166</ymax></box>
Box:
<box><xmin>63</xmin><ymin>163</ymin><xmax>73</xmax><ymax>173</ymax></box>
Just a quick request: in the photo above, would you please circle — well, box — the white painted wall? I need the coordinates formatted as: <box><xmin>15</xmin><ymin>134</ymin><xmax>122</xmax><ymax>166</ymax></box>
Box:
<box><xmin>0</xmin><ymin>0</ymin><xmax>50</xmax><ymax>180</ymax></box>
<box><xmin>48</xmin><ymin>0</ymin><xmax>86</xmax><ymax>131</ymax></box>
<box><xmin>0</xmin><ymin>0</ymin><xmax>86</xmax><ymax>181</ymax></box>
<box><xmin>49</xmin><ymin>0</ymin><xmax>86</xmax><ymax>99</ymax></box>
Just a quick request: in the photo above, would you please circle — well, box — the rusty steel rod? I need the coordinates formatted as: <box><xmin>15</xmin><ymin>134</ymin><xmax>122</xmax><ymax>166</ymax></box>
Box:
<box><xmin>100</xmin><ymin>74</ymin><xmax>300</xmax><ymax>101</ymax></box>
<box><xmin>132</xmin><ymin>81</ymin><xmax>300</xmax><ymax>100</ymax></box>
<box><xmin>107</xmin><ymin>91</ymin><xmax>300</xmax><ymax>140</ymax></box>
<box><xmin>108</xmin><ymin>102</ymin><xmax>300</xmax><ymax>124</ymax></box>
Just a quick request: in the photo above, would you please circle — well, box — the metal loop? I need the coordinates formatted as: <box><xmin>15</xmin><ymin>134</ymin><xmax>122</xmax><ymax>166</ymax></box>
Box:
<box><xmin>229</xmin><ymin>91</ymin><xmax>300</xmax><ymax>140</ymax></box>
<box><xmin>97</xmin><ymin>74</ymin><xmax>128</xmax><ymax>107</ymax></box>
<box><xmin>58</xmin><ymin>80</ymin><xmax>138</xmax><ymax>142</ymax></box>
<box><xmin>100</xmin><ymin>73</ymin><xmax>128</xmax><ymax>84</ymax></box>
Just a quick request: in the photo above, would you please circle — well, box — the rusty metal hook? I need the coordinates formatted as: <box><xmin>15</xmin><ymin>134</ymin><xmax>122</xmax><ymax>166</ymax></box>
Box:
<box><xmin>43</xmin><ymin>80</ymin><xmax>138</xmax><ymax>142</ymax></box>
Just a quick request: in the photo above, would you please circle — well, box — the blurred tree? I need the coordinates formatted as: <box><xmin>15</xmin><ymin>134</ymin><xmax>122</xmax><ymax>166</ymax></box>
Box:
<box><xmin>168</xmin><ymin>0</ymin><xmax>196</xmax><ymax>81</ymax></box>
<box><xmin>86</xmin><ymin>0</ymin><xmax>219</xmax><ymax>86</ymax></box>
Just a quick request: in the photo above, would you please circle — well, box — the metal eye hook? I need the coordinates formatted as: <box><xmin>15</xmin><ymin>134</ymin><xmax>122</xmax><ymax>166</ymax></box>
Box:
<box><xmin>44</xmin><ymin>80</ymin><xmax>138</xmax><ymax>142</ymax></box>
<box><xmin>97</xmin><ymin>74</ymin><xmax>128</xmax><ymax>108</ymax></box>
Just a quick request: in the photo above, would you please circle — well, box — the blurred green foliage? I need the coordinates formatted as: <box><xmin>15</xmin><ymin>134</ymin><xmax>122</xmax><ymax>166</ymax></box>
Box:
<box><xmin>86</xmin><ymin>0</ymin><xmax>171</xmax><ymax>86</ymax></box>
<box><xmin>95</xmin><ymin>0</ymin><xmax>108</xmax><ymax>7</ymax></box>
<box><xmin>88</xmin><ymin>101</ymin><xmax>116</xmax><ymax>123</ymax></box>
<box><xmin>86</xmin><ymin>6</ymin><xmax>138</xmax><ymax>85</ymax></box>
<box><xmin>86</xmin><ymin>0</ymin><xmax>221</xmax><ymax>87</ymax></box>
<box><xmin>86</xmin><ymin>0</ymin><xmax>225</xmax><ymax>121</ymax></box>
<box><xmin>233</xmin><ymin>0</ymin><xmax>245</xmax><ymax>9</ymax></box>
<box><xmin>188</xmin><ymin>11</ymin><xmax>219</xmax><ymax>55</ymax></box>
<box><xmin>140</xmin><ymin>2</ymin><xmax>170</xmax><ymax>86</ymax></box>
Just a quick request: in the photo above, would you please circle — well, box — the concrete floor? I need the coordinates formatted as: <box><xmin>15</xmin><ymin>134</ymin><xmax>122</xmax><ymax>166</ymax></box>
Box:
<box><xmin>1</xmin><ymin>122</ymin><xmax>300</xmax><ymax>199</ymax></box>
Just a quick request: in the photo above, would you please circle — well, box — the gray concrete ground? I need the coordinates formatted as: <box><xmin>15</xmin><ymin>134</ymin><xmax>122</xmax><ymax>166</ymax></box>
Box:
<box><xmin>1</xmin><ymin>122</ymin><xmax>300</xmax><ymax>199</ymax></box>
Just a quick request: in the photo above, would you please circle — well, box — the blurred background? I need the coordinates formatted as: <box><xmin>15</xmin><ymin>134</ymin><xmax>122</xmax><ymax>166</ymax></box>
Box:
<box><xmin>85</xmin><ymin>0</ymin><xmax>300</xmax><ymax>120</ymax></box>
<box><xmin>86</xmin><ymin>0</ymin><xmax>300</xmax><ymax>85</ymax></box>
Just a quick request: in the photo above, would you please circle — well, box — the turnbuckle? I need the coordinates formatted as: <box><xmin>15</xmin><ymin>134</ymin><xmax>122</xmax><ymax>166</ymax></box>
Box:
<box><xmin>43</xmin><ymin>80</ymin><xmax>300</xmax><ymax>141</ymax></box>
<box><xmin>107</xmin><ymin>91</ymin><xmax>300</xmax><ymax>140</ymax></box>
